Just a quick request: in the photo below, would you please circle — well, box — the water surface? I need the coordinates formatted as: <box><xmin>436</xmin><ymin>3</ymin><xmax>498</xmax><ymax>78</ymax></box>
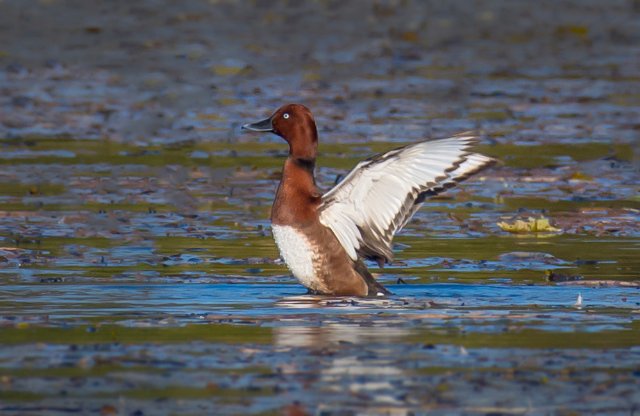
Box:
<box><xmin>1</xmin><ymin>0</ymin><xmax>639</xmax><ymax>414</ymax></box>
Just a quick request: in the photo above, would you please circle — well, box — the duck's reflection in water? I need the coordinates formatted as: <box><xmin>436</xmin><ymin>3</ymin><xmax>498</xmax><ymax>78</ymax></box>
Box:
<box><xmin>274</xmin><ymin>293</ymin><xmax>411</xmax><ymax>313</ymax></box>
<box><xmin>274</xmin><ymin>295</ymin><xmax>417</xmax><ymax>414</ymax></box>
<box><xmin>274</xmin><ymin>321</ymin><xmax>411</xmax><ymax>348</ymax></box>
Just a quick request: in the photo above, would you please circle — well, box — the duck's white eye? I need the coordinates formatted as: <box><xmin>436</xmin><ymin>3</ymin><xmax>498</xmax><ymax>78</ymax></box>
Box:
<box><xmin>283</xmin><ymin>113</ymin><xmax>290</xmax><ymax>119</ymax></box>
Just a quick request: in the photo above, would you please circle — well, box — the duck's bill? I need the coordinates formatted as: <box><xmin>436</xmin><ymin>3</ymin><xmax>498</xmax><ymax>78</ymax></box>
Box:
<box><xmin>241</xmin><ymin>117</ymin><xmax>273</xmax><ymax>132</ymax></box>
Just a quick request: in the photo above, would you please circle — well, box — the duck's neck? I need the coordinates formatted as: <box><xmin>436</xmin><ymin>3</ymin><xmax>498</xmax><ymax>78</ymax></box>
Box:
<box><xmin>291</xmin><ymin>156</ymin><xmax>315</xmax><ymax>175</ymax></box>
<box><xmin>271</xmin><ymin>157</ymin><xmax>320</xmax><ymax>225</ymax></box>
<box><xmin>286</xmin><ymin>130</ymin><xmax>318</xmax><ymax>190</ymax></box>
<box><xmin>271</xmin><ymin>124</ymin><xmax>320</xmax><ymax>225</ymax></box>
<box><xmin>287</xmin><ymin>121</ymin><xmax>318</xmax><ymax>161</ymax></box>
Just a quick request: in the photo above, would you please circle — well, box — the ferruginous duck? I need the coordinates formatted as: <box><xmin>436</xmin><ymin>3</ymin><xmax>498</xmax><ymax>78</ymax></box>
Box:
<box><xmin>242</xmin><ymin>104</ymin><xmax>494</xmax><ymax>297</ymax></box>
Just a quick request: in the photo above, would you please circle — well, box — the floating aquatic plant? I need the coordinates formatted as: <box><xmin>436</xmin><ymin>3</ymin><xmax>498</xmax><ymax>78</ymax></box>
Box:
<box><xmin>497</xmin><ymin>216</ymin><xmax>561</xmax><ymax>233</ymax></box>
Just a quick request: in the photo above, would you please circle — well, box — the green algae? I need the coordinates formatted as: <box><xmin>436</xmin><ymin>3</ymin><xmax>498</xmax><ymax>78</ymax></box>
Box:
<box><xmin>0</xmin><ymin>386</ymin><xmax>271</xmax><ymax>403</ymax></box>
<box><xmin>477</xmin><ymin>143</ymin><xmax>635</xmax><ymax>169</ymax></box>
<box><xmin>395</xmin><ymin>235</ymin><xmax>640</xmax><ymax>282</ymax></box>
<box><xmin>0</xmin><ymin>183</ymin><xmax>66</xmax><ymax>197</ymax></box>
<box><xmin>502</xmin><ymin>197</ymin><xmax>640</xmax><ymax>212</ymax></box>
<box><xmin>0</xmin><ymin>364</ymin><xmax>165</xmax><ymax>379</ymax></box>
<box><xmin>1</xmin><ymin>137</ymin><xmax>633</xmax><ymax>171</ymax></box>
<box><xmin>0</xmin><ymin>324</ymin><xmax>273</xmax><ymax>345</ymax></box>
<box><xmin>0</xmin><ymin>391</ymin><xmax>45</xmax><ymax>401</ymax></box>
<box><xmin>1</xmin><ymin>321</ymin><xmax>635</xmax><ymax>350</ymax></box>
<box><xmin>404</xmin><ymin>323</ymin><xmax>640</xmax><ymax>349</ymax></box>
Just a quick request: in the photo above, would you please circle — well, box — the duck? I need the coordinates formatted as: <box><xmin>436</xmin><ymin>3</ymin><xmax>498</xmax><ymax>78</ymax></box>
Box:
<box><xmin>242</xmin><ymin>104</ymin><xmax>495</xmax><ymax>297</ymax></box>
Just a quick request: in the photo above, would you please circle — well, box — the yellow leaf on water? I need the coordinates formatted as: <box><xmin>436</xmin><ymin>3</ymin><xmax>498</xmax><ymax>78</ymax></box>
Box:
<box><xmin>569</xmin><ymin>171</ymin><xmax>593</xmax><ymax>181</ymax></box>
<box><xmin>196</xmin><ymin>113</ymin><xmax>225</xmax><ymax>121</ymax></box>
<box><xmin>303</xmin><ymin>71</ymin><xmax>321</xmax><ymax>82</ymax></box>
<box><xmin>401</xmin><ymin>31</ymin><xmax>419</xmax><ymax>43</ymax></box>
<box><xmin>211</xmin><ymin>65</ymin><xmax>243</xmax><ymax>76</ymax></box>
<box><xmin>555</xmin><ymin>25</ymin><xmax>590</xmax><ymax>40</ymax></box>
<box><xmin>497</xmin><ymin>217</ymin><xmax>561</xmax><ymax>233</ymax></box>
<box><xmin>211</xmin><ymin>63</ymin><xmax>253</xmax><ymax>76</ymax></box>
<box><xmin>217</xmin><ymin>97</ymin><xmax>242</xmax><ymax>106</ymax></box>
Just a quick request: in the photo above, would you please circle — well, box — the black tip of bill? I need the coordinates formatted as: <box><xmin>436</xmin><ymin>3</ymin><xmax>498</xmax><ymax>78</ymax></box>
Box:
<box><xmin>241</xmin><ymin>117</ymin><xmax>273</xmax><ymax>132</ymax></box>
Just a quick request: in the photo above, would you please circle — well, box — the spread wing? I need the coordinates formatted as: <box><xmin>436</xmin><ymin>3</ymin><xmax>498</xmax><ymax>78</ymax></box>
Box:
<box><xmin>318</xmin><ymin>134</ymin><xmax>495</xmax><ymax>265</ymax></box>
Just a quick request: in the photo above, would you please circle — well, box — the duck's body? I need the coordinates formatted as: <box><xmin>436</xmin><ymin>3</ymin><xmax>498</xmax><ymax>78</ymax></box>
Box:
<box><xmin>243</xmin><ymin>104</ymin><xmax>494</xmax><ymax>297</ymax></box>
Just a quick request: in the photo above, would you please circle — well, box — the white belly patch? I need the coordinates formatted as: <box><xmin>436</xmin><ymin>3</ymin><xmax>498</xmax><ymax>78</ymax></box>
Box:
<box><xmin>271</xmin><ymin>225</ymin><xmax>319</xmax><ymax>290</ymax></box>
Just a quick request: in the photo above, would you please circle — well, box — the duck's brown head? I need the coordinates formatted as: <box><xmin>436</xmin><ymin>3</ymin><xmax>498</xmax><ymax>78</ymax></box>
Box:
<box><xmin>242</xmin><ymin>103</ymin><xmax>318</xmax><ymax>159</ymax></box>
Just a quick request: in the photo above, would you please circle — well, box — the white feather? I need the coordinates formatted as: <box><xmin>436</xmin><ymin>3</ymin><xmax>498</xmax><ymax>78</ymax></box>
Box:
<box><xmin>319</xmin><ymin>135</ymin><xmax>494</xmax><ymax>261</ymax></box>
<box><xmin>272</xmin><ymin>225</ymin><xmax>318</xmax><ymax>289</ymax></box>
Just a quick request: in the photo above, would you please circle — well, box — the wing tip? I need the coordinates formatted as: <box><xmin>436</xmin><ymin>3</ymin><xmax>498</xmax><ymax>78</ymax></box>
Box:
<box><xmin>417</xmin><ymin>131</ymin><xmax>482</xmax><ymax>150</ymax></box>
<box><xmin>442</xmin><ymin>152</ymin><xmax>496</xmax><ymax>190</ymax></box>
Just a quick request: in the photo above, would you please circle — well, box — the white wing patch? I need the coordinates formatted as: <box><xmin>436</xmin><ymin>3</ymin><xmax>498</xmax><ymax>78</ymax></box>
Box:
<box><xmin>272</xmin><ymin>225</ymin><xmax>322</xmax><ymax>291</ymax></box>
<box><xmin>318</xmin><ymin>134</ymin><xmax>494</xmax><ymax>263</ymax></box>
